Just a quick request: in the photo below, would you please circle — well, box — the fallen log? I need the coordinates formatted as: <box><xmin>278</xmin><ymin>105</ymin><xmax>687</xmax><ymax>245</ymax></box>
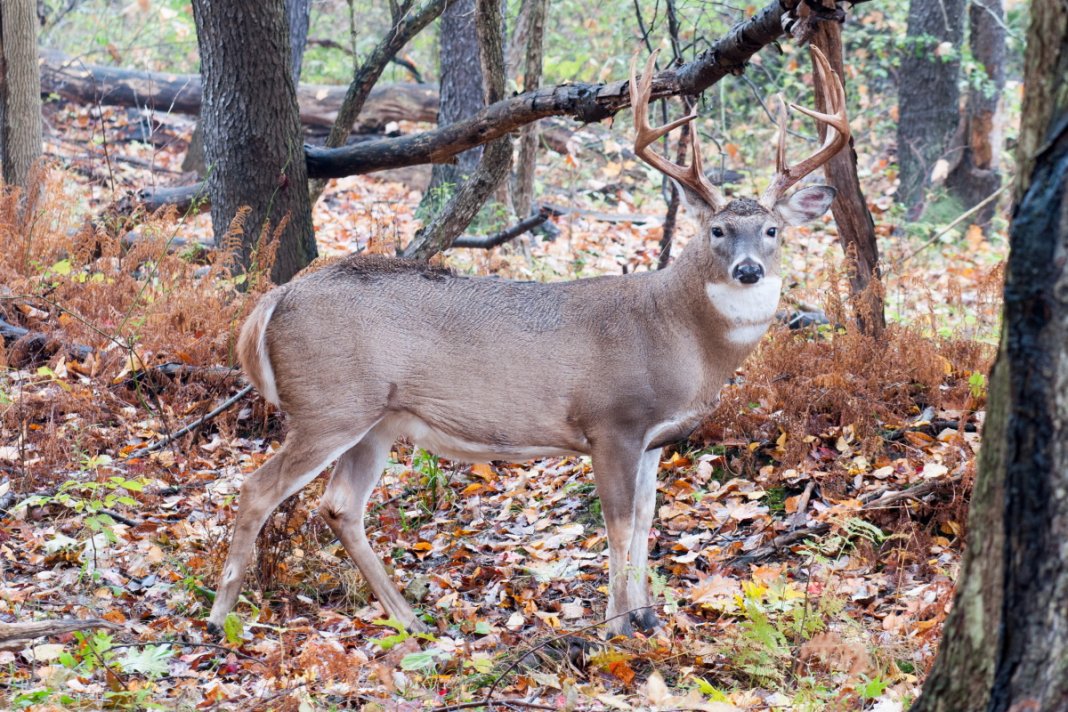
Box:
<box><xmin>0</xmin><ymin>619</ymin><xmax>121</xmax><ymax>649</ymax></box>
<box><xmin>39</xmin><ymin>49</ymin><xmax>438</xmax><ymax>129</ymax></box>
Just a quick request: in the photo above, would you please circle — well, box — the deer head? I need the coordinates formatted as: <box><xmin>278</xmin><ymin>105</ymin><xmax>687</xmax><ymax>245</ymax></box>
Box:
<box><xmin>629</xmin><ymin>47</ymin><xmax>849</xmax><ymax>289</ymax></box>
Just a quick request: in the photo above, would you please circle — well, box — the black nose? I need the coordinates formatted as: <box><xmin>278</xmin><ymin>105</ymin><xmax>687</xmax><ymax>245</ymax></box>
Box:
<box><xmin>733</xmin><ymin>261</ymin><xmax>764</xmax><ymax>284</ymax></box>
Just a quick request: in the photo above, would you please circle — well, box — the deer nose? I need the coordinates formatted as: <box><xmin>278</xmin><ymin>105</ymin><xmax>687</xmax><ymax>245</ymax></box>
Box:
<box><xmin>732</xmin><ymin>260</ymin><xmax>764</xmax><ymax>285</ymax></box>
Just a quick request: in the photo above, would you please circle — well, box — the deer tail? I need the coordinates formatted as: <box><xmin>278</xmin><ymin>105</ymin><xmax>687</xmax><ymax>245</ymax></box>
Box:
<box><xmin>237</xmin><ymin>290</ymin><xmax>284</xmax><ymax>407</ymax></box>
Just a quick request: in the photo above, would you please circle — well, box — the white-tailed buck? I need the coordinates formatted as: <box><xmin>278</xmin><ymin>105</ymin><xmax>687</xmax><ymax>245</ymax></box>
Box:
<box><xmin>207</xmin><ymin>48</ymin><xmax>849</xmax><ymax>637</ymax></box>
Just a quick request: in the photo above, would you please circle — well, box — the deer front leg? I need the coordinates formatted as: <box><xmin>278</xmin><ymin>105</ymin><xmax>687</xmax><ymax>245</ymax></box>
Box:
<box><xmin>320</xmin><ymin>426</ymin><xmax>425</xmax><ymax>632</ymax></box>
<box><xmin>206</xmin><ymin>430</ymin><xmax>364</xmax><ymax>635</ymax></box>
<box><xmin>626</xmin><ymin>448</ymin><xmax>662</xmax><ymax>633</ymax></box>
<box><xmin>591</xmin><ymin>440</ymin><xmax>645</xmax><ymax>637</ymax></box>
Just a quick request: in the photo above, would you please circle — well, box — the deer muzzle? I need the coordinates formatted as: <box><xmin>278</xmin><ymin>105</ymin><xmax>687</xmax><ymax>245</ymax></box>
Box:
<box><xmin>731</xmin><ymin>259</ymin><xmax>765</xmax><ymax>285</ymax></box>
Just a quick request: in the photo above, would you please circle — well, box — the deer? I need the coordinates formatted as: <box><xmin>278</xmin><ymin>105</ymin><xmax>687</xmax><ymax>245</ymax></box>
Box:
<box><xmin>206</xmin><ymin>47</ymin><xmax>850</xmax><ymax>638</ymax></box>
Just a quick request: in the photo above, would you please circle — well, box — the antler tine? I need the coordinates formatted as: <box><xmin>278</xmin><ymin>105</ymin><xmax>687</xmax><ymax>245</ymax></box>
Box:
<box><xmin>629</xmin><ymin>50</ymin><xmax>726</xmax><ymax>211</ymax></box>
<box><xmin>759</xmin><ymin>46</ymin><xmax>851</xmax><ymax>209</ymax></box>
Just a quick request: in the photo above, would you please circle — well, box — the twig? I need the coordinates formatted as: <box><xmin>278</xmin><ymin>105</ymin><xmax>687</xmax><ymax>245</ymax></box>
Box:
<box><xmin>99</xmin><ymin>508</ymin><xmax>142</xmax><ymax>527</ymax></box>
<box><xmin>125</xmin><ymin>385</ymin><xmax>254</xmax><ymax>459</ymax></box>
<box><xmin>892</xmin><ymin>184</ymin><xmax>1009</xmax><ymax>270</ymax></box>
<box><xmin>787</xmin><ymin>480</ymin><xmax>816</xmax><ymax>529</ymax></box>
<box><xmin>451</xmin><ymin>211</ymin><xmax>550</xmax><ymax>249</ymax></box>
<box><xmin>434</xmin><ymin>701</ymin><xmax>558</xmax><ymax>712</ymax></box>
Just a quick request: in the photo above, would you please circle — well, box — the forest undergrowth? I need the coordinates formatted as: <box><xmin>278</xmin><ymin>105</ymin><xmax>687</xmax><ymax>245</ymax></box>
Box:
<box><xmin>0</xmin><ymin>100</ymin><xmax>1005</xmax><ymax>711</ymax></box>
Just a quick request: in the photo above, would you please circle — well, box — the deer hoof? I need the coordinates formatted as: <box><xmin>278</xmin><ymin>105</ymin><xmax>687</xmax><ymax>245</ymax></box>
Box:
<box><xmin>206</xmin><ymin>620</ymin><xmax>224</xmax><ymax>639</ymax></box>
<box><xmin>630</xmin><ymin>607</ymin><xmax>662</xmax><ymax>634</ymax></box>
<box><xmin>606</xmin><ymin>615</ymin><xmax>636</xmax><ymax>639</ymax></box>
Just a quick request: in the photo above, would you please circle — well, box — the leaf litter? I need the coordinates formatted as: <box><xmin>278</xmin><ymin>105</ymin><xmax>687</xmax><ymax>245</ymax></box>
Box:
<box><xmin>0</xmin><ymin>82</ymin><xmax>1003</xmax><ymax>710</ymax></box>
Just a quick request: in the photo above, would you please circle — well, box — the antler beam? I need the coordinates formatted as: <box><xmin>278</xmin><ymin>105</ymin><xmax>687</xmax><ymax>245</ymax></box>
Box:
<box><xmin>630</xmin><ymin>50</ymin><xmax>727</xmax><ymax>212</ymax></box>
<box><xmin>758</xmin><ymin>46</ymin><xmax>851</xmax><ymax>209</ymax></box>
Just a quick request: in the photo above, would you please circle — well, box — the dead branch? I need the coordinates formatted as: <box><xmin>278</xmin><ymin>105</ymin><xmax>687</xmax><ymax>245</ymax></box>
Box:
<box><xmin>125</xmin><ymin>384</ymin><xmax>254</xmax><ymax>460</ymax></box>
<box><xmin>451</xmin><ymin>210</ymin><xmax>550</xmax><ymax>249</ymax></box>
<box><xmin>309</xmin><ymin>0</ymin><xmax>447</xmax><ymax>203</ymax></box>
<box><xmin>401</xmin><ymin>0</ymin><xmax>512</xmax><ymax>260</ymax></box>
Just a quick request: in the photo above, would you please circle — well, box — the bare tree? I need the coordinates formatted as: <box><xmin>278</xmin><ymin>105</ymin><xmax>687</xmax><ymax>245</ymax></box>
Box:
<box><xmin>511</xmin><ymin>0</ymin><xmax>547</xmax><ymax>219</ymax></box>
<box><xmin>423</xmin><ymin>0</ymin><xmax>486</xmax><ymax>208</ymax></box>
<box><xmin>402</xmin><ymin>0</ymin><xmax>509</xmax><ymax>260</ymax></box>
<box><xmin>810</xmin><ymin>1</ymin><xmax>884</xmax><ymax>333</ymax></box>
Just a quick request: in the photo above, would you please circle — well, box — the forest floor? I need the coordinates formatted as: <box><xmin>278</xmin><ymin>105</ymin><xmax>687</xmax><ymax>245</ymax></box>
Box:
<box><xmin>0</xmin><ymin>99</ymin><xmax>1007</xmax><ymax>711</ymax></box>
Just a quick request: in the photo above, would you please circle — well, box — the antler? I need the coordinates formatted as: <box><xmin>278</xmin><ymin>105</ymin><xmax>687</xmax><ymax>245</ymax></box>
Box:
<box><xmin>758</xmin><ymin>46</ymin><xmax>850</xmax><ymax>209</ymax></box>
<box><xmin>630</xmin><ymin>50</ymin><xmax>727</xmax><ymax>212</ymax></box>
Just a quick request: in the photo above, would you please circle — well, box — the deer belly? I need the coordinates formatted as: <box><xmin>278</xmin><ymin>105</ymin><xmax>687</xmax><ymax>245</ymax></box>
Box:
<box><xmin>388</xmin><ymin>412</ymin><xmax>582</xmax><ymax>463</ymax></box>
<box><xmin>645</xmin><ymin>410</ymin><xmax>708</xmax><ymax>451</ymax></box>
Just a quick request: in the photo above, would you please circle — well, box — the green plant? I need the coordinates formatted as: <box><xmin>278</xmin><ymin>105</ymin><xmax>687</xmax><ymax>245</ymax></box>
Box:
<box><xmin>18</xmin><ymin>467</ymin><xmax>146</xmax><ymax>548</ymax></box>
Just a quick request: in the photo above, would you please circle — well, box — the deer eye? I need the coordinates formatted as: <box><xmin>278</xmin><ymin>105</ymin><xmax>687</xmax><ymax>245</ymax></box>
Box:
<box><xmin>766</xmin><ymin>227</ymin><xmax>778</xmax><ymax>238</ymax></box>
<box><xmin>711</xmin><ymin>227</ymin><xmax>725</xmax><ymax>238</ymax></box>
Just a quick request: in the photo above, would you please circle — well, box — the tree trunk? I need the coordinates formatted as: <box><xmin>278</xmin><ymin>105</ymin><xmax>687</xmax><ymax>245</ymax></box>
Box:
<box><xmin>191</xmin><ymin>0</ymin><xmax>315</xmax><ymax>285</ymax></box>
<box><xmin>945</xmin><ymin>0</ymin><xmax>1005</xmax><ymax>230</ymax></box>
<box><xmin>424</xmin><ymin>0</ymin><xmax>485</xmax><ymax>206</ymax></box>
<box><xmin>402</xmin><ymin>0</ymin><xmax>510</xmax><ymax>260</ymax></box>
<box><xmin>0</xmin><ymin>0</ymin><xmax>43</xmax><ymax>188</ymax></box>
<box><xmin>286</xmin><ymin>0</ymin><xmax>311</xmax><ymax>84</ymax></box>
<box><xmin>810</xmin><ymin>8</ymin><xmax>885</xmax><ymax>334</ymax></box>
<box><xmin>896</xmin><ymin>0</ymin><xmax>965</xmax><ymax>214</ymax></box>
<box><xmin>911</xmin><ymin>2</ymin><xmax>1068</xmax><ymax>709</ymax></box>
<box><xmin>511</xmin><ymin>0</ymin><xmax>547</xmax><ymax>219</ymax></box>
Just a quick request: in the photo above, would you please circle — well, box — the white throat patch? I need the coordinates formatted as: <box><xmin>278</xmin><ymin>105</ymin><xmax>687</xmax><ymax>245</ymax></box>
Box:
<box><xmin>705</xmin><ymin>276</ymin><xmax>782</xmax><ymax>344</ymax></box>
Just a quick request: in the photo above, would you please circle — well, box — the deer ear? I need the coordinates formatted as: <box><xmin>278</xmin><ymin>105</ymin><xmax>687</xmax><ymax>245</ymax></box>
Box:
<box><xmin>672</xmin><ymin>179</ymin><xmax>718</xmax><ymax>222</ymax></box>
<box><xmin>776</xmin><ymin>186</ymin><xmax>836</xmax><ymax>226</ymax></box>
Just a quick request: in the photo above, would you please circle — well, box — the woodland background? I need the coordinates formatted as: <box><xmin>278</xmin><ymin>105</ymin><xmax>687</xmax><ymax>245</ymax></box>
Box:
<box><xmin>0</xmin><ymin>0</ymin><xmax>1037</xmax><ymax>710</ymax></box>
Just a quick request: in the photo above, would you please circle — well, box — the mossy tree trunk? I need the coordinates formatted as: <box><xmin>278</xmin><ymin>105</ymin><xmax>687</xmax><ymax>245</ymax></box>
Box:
<box><xmin>896</xmin><ymin>0</ymin><xmax>965</xmax><ymax>214</ymax></box>
<box><xmin>946</xmin><ymin>0</ymin><xmax>1006</xmax><ymax>231</ymax></box>
<box><xmin>911</xmin><ymin>2</ymin><xmax>1068</xmax><ymax>709</ymax></box>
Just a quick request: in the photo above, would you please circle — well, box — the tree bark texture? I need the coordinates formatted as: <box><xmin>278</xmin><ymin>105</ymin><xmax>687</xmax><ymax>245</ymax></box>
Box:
<box><xmin>945</xmin><ymin>0</ymin><xmax>1005</xmax><ymax>229</ymax></box>
<box><xmin>38</xmin><ymin>50</ymin><xmax>439</xmax><ymax>130</ymax></box>
<box><xmin>911</xmin><ymin>2</ymin><xmax>1068</xmax><ymax>709</ymax></box>
<box><xmin>511</xmin><ymin>0</ymin><xmax>547</xmax><ymax>218</ymax></box>
<box><xmin>896</xmin><ymin>0</ymin><xmax>965</xmax><ymax>213</ymax></box>
<box><xmin>0</xmin><ymin>0</ymin><xmax>43</xmax><ymax>188</ymax></box>
<box><xmin>425</xmin><ymin>0</ymin><xmax>487</xmax><ymax>202</ymax></box>
<box><xmin>191</xmin><ymin>0</ymin><xmax>315</xmax><ymax>284</ymax></box>
<box><xmin>403</xmin><ymin>0</ymin><xmax>510</xmax><ymax>260</ymax></box>
<box><xmin>810</xmin><ymin>8</ymin><xmax>885</xmax><ymax>334</ymax></box>
<box><xmin>286</xmin><ymin>0</ymin><xmax>311</xmax><ymax>83</ymax></box>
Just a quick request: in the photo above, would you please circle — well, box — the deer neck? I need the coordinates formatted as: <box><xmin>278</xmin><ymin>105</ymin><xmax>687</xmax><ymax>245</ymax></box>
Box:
<box><xmin>665</xmin><ymin>245</ymin><xmax>781</xmax><ymax>352</ymax></box>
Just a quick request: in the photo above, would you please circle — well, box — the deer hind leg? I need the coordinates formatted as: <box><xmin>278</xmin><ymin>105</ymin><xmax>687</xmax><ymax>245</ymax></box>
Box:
<box><xmin>206</xmin><ymin>427</ymin><xmax>371</xmax><ymax>635</ymax></box>
<box><xmin>319</xmin><ymin>424</ymin><xmax>425</xmax><ymax>632</ymax></box>
<box><xmin>592</xmin><ymin>440</ymin><xmax>644</xmax><ymax>637</ymax></box>
<box><xmin>626</xmin><ymin>448</ymin><xmax>662</xmax><ymax>633</ymax></box>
